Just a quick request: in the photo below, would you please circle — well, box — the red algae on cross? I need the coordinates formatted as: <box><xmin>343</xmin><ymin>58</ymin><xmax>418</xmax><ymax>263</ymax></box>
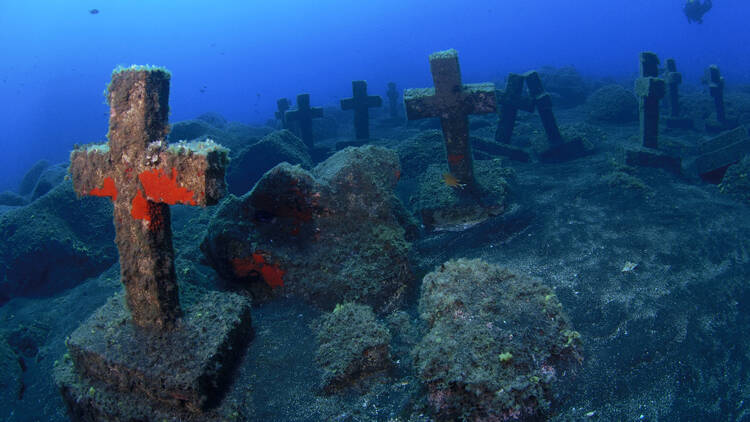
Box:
<box><xmin>89</xmin><ymin>176</ymin><xmax>118</xmax><ymax>201</ymax></box>
<box><xmin>232</xmin><ymin>252</ymin><xmax>285</xmax><ymax>288</ymax></box>
<box><xmin>130</xmin><ymin>190</ymin><xmax>150</xmax><ymax>222</ymax></box>
<box><xmin>138</xmin><ymin>167</ymin><xmax>197</xmax><ymax>205</ymax></box>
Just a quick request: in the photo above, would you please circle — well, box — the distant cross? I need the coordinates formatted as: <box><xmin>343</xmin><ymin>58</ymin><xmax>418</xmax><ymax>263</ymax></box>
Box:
<box><xmin>495</xmin><ymin>73</ymin><xmax>533</xmax><ymax>144</ymax></box>
<box><xmin>285</xmin><ymin>94</ymin><xmax>323</xmax><ymax>148</ymax></box>
<box><xmin>634</xmin><ymin>52</ymin><xmax>666</xmax><ymax>149</ymax></box>
<box><xmin>404</xmin><ymin>49</ymin><xmax>496</xmax><ymax>185</ymax></box>
<box><xmin>341</xmin><ymin>80</ymin><xmax>382</xmax><ymax>140</ymax></box>
<box><xmin>386</xmin><ymin>82</ymin><xmax>399</xmax><ymax>119</ymax></box>
<box><xmin>275</xmin><ymin>98</ymin><xmax>291</xmax><ymax>129</ymax></box>
<box><xmin>664</xmin><ymin>58</ymin><xmax>683</xmax><ymax>118</ymax></box>
<box><xmin>69</xmin><ymin>67</ymin><xmax>228</xmax><ymax>331</ymax></box>
<box><xmin>706</xmin><ymin>65</ymin><xmax>726</xmax><ymax>124</ymax></box>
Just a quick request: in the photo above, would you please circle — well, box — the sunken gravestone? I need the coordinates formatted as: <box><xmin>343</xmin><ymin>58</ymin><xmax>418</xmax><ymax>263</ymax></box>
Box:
<box><xmin>285</xmin><ymin>93</ymin><xmax>324</xmax><ymax>149</ymax></box>
<box><xmin>664</xmin><ymin>58</ymin><xmax>694</xmax><ymax>129</ymax></box>
<box><xmin>275</xmin><ymin>97</ymin><xmax>291</xmax><ymax>129</ymax></box>
<box><xmin>54</xmin><ymin>66</ymin><xmax>252</xmax><ymax>421</ymax></box>
<box><xmin>387</xmin><ymin>82</ymin><xmax>400</xmax><ymax>119</ymax></box>
<box><xmin>626</xmin><ymin>52</ymin><xmax>682</xmax><ymax>174</ymax></box>
<box><xmin>704</xmin><ymin>65</ymin><xmax>738</xmax><ymax>132</ymax></box>
<box><xmin>404</xmin><ymin>49</ymin><xmax>513</xmax><ymax>231</ymax></box>
<box><xmin>340</xmin><ymin>80</ymin><xmax>382</xmax><ymax>140</ymax></box>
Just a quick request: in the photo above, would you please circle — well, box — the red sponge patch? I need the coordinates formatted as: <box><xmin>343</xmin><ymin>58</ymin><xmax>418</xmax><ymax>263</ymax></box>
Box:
<box><xmin>138</xmin><ymin>167</ymin><xmax>196</xmax><ymax>205</ymax></box>
<box><xmin>89</xmin><ymin>176</ymin><xmax>118</xmax><ymax>201</ymax></box>
<box><xmin>232</xmin><ymin>252</ymin><xmax>285</xmax><ymax>288</ymax></box>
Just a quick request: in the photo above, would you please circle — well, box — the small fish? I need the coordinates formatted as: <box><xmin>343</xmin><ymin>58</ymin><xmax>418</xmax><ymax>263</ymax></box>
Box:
<box><xmin>89</xmin><ymin>9</ymin><xmax>99</xmax><ymax>14</ymax></box>
<box><xmin>442</xmin><ymin>173</ymin><xmax>465</xmax><ymax>189</ymax></box>
<box><xmin>621</xmin><ymin>261</ymin><xmax>638</xmax><ymax>272</ymax></box>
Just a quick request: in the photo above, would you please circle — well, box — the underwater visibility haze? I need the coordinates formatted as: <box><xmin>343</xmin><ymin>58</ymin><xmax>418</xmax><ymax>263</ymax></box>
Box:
<box><xmin>1</xmin><ymin>0</ymin><xmax>750</xmax><ymax>421</ymax></box>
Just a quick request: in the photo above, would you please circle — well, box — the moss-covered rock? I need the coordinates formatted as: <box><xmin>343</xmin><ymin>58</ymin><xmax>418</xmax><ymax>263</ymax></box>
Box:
<box><xmin>0</xmin><ymin>338</ymin><xmax>22</xmax><ymax>403</ymax></box>
<box><xmin>0</xmin><ymin>191</ymin><xmax>26</xmax><ymax>207</ymax></box>
<box><xmin>226</xmin><ymin>129</ymin><xmax>313</xmax><ymax>196</ymax></box>
<box><xmin>719</xmin><ymin>155</ymin><xmax>750</xmax><ymax>204</ymax></box>
<box><xmin>30</xmin><ymin>162</ymin><xmax>67</xmax><ymax>201</ymax></box>
<box><xmin>397</xmin><ymin>130</ymin><xmax>445</xmax><ymax>179</ymax></box>
<box><xmin>409</xmin><ymin>159</ymin><xmax>515</xmax><ymax>231</ymax></box>
<box><xmin>0</xmin><ymin>180</ymin><xmax>116</xmax><ymax>304</ymax></box>
<box><xmin>587</xmin><ymin>84</ymin><xmax>638</xmax><ymax>123</ymax></box>
<box><xmin>313</xmin><ymin>303</ymin><xmax>391</xmax><ymax>393</ymax></box>
<box><xmin>413</xmin><ymin>259</ymin><xmax>582</xmax><ymax>421</ymax></box>
<box><xmin>17</xmin><ymin>159</ymin><xmax>50</xmax><ymax>196</ymax></box>
<box><xmin>538</xmin><ymin>66</ymin><xmax>590</xmax><ymax>109</ymax></box>
<box><xmin>202</xmin><ymin>145</ymin><xmax>412</xmax><ymax>312</ymax></box>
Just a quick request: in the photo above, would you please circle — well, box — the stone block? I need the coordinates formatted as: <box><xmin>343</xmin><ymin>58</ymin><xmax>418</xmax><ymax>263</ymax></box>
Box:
<box><xmin>625</xmin><ymin>148</ymin><xmax>682</xmax><ymax>175</ymax></box>
<box><xmin>64</xmin><ymin>290</ymin><xmax>252</xmax><ymax>413</ymax></box>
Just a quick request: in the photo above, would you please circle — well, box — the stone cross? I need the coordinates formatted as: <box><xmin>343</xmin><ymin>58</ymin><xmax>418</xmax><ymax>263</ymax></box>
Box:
<box><xmin>404</xmin><ymin>49</ymin><xmax>496</xmax><ymax>185</ymax></box>
<box><xmin>665</xmin><ymin>58</ymin><xmax>683</xmax><ymax>118</ymax></box>
<box><xmin>634</xmin><ymin>52</ymin><xmax>666</xmax><ymax>149</ymax></box>
<box><xmin>706</xmin><ymin>65</ymin><xmax>726</xmax><ymax>124</ymax></box>
<box><xmin>285</xmin><ymin>93</ymin><xmax>323</xmax><ymax>148</ymax></box>
<box><xmin>275</xmin><ymin>97</ymin><xmax>290</xmax><ymax>129</ymax></box>
<box><xmin>387</xmin><ymin>82</ymin><xmax>399</xmax><ymax>118</ymax></box>
<box><xmin>495</xmin><ymin>73</ymin><xmax>533</xmax><ymax>144</ymax></box>
<box><xmin>69</xmin><ymin>67</ymin><xmax>228</xmax><ymax>331</ymax></box>
<box><xmin>524</xmin><ymin>71</ymin><xmax>563</xmax><ymax>144</ymax></box>
<box><xmin>340</xmin><ymin>80</ymin><xmax>382</xmax><ymax>140</ymax></box>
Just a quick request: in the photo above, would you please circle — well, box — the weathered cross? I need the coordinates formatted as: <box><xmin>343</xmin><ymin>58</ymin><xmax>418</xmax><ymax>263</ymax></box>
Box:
<box><xmin>525</xmin><ymin>71</ymin><xmax>563</xmax><ymax>144</ymax></box>
<box><xmin>706</xmin><ymin>65</ymin><xmax>726</xmax><ymax>124</ymax></box>
<box><xmin>275</xmin><ymin>97</ymin><xmax>290</xmax><ymax>129</ymax></box>
<box><xmin>341</xmin><ymin>80</ymin><xmax>382</xmax><ymax>140</ymax></box>
<box><xmin>285</xmin><ymin>93</ymin><xmax>323</xmax><ymax>148</ymax></box>
<box><xmin>634</xmin><ymin>52</ymin><xmax>666</xmax><ymax>149</ymax></box>
<box><xmin>495</xmin><ymin>73</ymin><xmax>533</xmax><ymax>144</ymax></box>
<box><xmin>665</xmin><ymin>58</ymin><xmax>683</xmax><ymax>118</ymax></box>
<box><xmin>404</xmin><ymin>49</ymin><xmax>496</xmax><ymax>185</ymax></box>
<box><xmin>387</xmin><ymin>82</ymin><xmax>399</xmax><ymax>119</ymax></box>
<box><xmin>69</xmin><ymin>66</ymin><xmax>228</xmax><ymax>331</ymax></box>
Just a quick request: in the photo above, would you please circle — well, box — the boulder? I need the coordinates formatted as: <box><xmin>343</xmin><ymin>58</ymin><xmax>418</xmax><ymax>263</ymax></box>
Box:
<box><xmin>0</xmin><ymin>180</ymin><xmax>116</xmax><ymax>304</ymax></box>
<box><xmin>18</xmin><ymin>159</ymin><xmax>49</xmax><ymax>196</ymax></box>
<box><xmin>226</xmin><ymin>130</ymin><xmax>312</xmax><ymax>196</ymax></box>
<box><xmin>413</xmin><ymin>259</ymin><xmax>582</xmax><ymax>421</ymax></box>
<box><xmin>538</xmin><ymin>66</ymin><xmax>590</xmax><ymax>109</ymax></box>
<box><xmin>313</xmin><ymin>302</ymin><xmax>391</xmax><ymax>393</ymax></box>
<box><xmin>30</xmin><ymin>162</ymin><xmax>67</xmax><ymax>201</ymax></box>
<box><xmin>202</xmin><ymin>145</ymin><xmax>411</xmax><ymax>312</ymax></box>
<box><xmin>587</xmin><ymin>84</ymin><xmax>638</xmax><ymax>123</ymax></box>
<box><xmin>0</xmin><ymin>191</ymin><xmax>26</xmax><ymax>207</ymax></box>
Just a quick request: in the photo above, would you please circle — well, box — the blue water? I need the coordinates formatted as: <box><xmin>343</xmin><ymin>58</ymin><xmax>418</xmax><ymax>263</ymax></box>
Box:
<box><xmin>0</xmin><ymin>0</ymin><xmax>747</xmax><ymax>191</ymax></box>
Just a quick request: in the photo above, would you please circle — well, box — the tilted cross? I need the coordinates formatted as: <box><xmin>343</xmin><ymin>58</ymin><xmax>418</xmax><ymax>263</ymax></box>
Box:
<box><xmin>404</xmin><ymin>49</ymin><xmax>496</xmax><ymax>185</ymax></box>
<box><xmin>341</xmin><ymin>80</ymin><xmax>382</xmax><ymax>140</ymax></box>
<box><xmin>69</xmin><ymin>66</ymin><xmax>228</xmax><ymax>331</ymax></box>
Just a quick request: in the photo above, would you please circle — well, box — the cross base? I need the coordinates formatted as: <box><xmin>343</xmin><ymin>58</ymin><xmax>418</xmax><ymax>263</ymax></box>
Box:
<box><xmin>55</xmin><ymin>290</ymin><xmax>252</xmax><ymax>420</ymax></box>
<box><xmin>538</xmin><ymin>136</ymin><xmax>593</xmax><ymax>164</ymax></box>
<box><xmin>411</xmin><ymin>161</ymin><xmax>513</xmax><ymax>232</ymax></box>
<box><xmin>625</xmin><ymin>147</ymin><xmax>682</xmax><ymax>175</ymax></box>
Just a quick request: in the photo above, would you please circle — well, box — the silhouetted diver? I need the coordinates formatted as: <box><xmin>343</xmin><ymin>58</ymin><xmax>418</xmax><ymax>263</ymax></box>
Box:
<box><xmin>684</xmin><ymin>0</ymin><xmax>712</xmax><ymax>24</ymax></box>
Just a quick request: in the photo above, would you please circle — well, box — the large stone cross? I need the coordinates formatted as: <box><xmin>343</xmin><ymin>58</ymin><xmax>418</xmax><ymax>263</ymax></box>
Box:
<box><xmin>665</xmin><ymin>58</ymin><xmax>683</xmax><ymax>118</ymax></box>
<box><xmin>69</xmin><ymin>66</ymin><xmax>228</xmax><ymax>331</ymax></box>
<box><xmin>404</xmin><ymin>49</ymin><xmax>496</xmax><ymax>185</ymax></box>
<box><xmin>286</xmin><ymin>93</ymin><xmax>323</xmax><ymax>148</ymax></box>
<box><xmin>634</xmin><ymin>52</ymin><xmax>666</xmax><ymax>149</ymax></box>
<box><xmin>495</xmin><ymin>73</ymin><xmax>533</xmax><ymax>143</ymax></box>
<box><xmin>341</xmin><ymin>80</ymin><xmax>382</xmax><ymax>139</ymax></box>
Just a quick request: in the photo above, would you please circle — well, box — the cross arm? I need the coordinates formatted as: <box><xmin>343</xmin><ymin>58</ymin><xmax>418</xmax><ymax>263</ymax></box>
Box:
<box><xmin>404</xmin><ymin>88</ymin><xmax>439</xmax><ymax>120</ymax></box>
<box><xmin>69</xmin><ymin>144</ymin><xmax>115</xmax><ymax>199</ymax></box>
<box><xmin>462</xmin><ymin>83</ymin><xmax>497</xmax><ymax>115</ymax></box>
<box><xmin>150</xmin><ymin>139</ymin><xmax>229</xmax><ymax>206</ymax></box>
